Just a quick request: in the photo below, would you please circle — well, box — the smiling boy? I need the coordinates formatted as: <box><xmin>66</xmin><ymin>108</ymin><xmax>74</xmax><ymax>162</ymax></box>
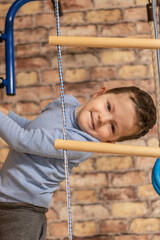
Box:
<box><xmin>0</xmin><ymin>86</ymin><xmax>156</xmax><ymax>240</ymax></box>
<box><xmin>77</xmin><ymin>86</ymin><xmax>156</xmax><ymax>142</ymax></box>
<box><xmin>77</xmin><ymin>86</ymin><xmax>138</xmax><ymax>142</ymax></box>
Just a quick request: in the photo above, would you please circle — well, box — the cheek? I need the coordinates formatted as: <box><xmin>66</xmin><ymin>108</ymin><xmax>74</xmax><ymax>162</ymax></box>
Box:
<box><xmin>77</xmin><ymin>114</ymin><xmax>84</xmax><ymax>130</ymax></box>
<box><xmin>97</xmin><ymin>126</ymin><xmax>109</xmax><ymax>141</ymax></box>
<box><xmin>78</xmin><ymin>111</ymin><xmax>89</xmax><ymax>130</ymax></box>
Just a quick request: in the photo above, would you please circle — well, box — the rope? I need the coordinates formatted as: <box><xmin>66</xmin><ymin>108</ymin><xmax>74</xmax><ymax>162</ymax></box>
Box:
<box><xmin>149</xmin><ymin>21</ymin><xmax>160</xmax><ymax>145</ymax></box>
<box><xmin>54</xmin><ymin>0</ymin><xmax>73</xmax><ymax>239</ymax></box>
<box><xmin>151</xmin><ymin>0</ymin><xmax>160</xmax><ymax>146</ymax></box>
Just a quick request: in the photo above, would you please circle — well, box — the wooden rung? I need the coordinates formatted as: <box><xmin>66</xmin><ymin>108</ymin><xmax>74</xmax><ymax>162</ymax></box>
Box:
<box><xmin>54</xmin><ymin>139</ymin><xmax>160</xmax><ymax>158</ymax></box>
<box><xmin>49</xmin><ymin>36</ymin><xmax>160</xmax><ymax>49</ymax></box>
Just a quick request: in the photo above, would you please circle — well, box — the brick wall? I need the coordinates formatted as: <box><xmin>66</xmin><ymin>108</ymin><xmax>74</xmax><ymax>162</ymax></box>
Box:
<box><xmin>0</xmin><ymin>0</ymin><xmax>159</xmax><ymax>239</ymax></box>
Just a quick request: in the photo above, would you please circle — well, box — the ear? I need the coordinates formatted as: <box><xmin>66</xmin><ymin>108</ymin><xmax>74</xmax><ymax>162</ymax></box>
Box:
<box><xmin>92</xmin><ymin>86</ymin><xmax>108</xmax><ymax>98</ymax></box>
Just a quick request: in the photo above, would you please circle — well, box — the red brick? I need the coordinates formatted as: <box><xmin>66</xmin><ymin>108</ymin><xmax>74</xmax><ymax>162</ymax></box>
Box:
<box><xmin>20</xmin><ymin>1</ymin><xmax>43</xmax><ymax>14</ymax></box>
<box><xmin>16</xmin><ymin>44</ymin><xmax>40</xmax><ymax>57</ymax></box>
<box><xmin>72</xmin><ymin>190</ymin><xmax>97</xmax><ymax>203</ymax></box>
<box><xmin>73</xmin><ymin>221</ymin><xmax>97</xmax><ymax>237</ymax></box>
<box><xmin>110</xmin><ymin>171</ymin><xmax>146</xmax><ymax>186</ymax></box>
<box><xmin>0</xmin><ymin>137</ymin><xmax>9</xmax><ymax>148</ymax></box>
<box><xmin>62</xmin><ymin>46</ymin><xmax>88</xmax><ymax>54</ymax></box>
<box><xmin>136</xmin><ymin>22</ymin><xmax>150</xmax><ymax>34</ymax></box>
<box><xmin>94</xmin><ymin>0</ymin><xmax>134</xmax><ymax>8</ymax></box>
<box><xmin>139</xmin><ymin>49</ymin><xmax>152</xmax><ymax>64</ymax></box>
<box><xmin>0</xmin><ymin>44</ymin><xmax>5</xmax><ymax>58</ymax></box>
<box><xmin>99</xmin><ymin>219</ymin><xmax>127</xmax><ymax>233</ymax></box>
<box><xmin>16</xmin><ymin>71</ymin><xmax>38</xmax><ymax>86</ymax></box>
<box><xmin>15</xmin><ymin>102</ymin><xmax>38</xmax><ymax>115</ymax></box>
<box><xmin>101</xmin><ymin>23</ymin><xmax>134</xmax><ymax>37</ymax></box>
<box><xmin>0</xmin><ymin>51</ymin><xmax>6</xmax><ymax>73</ymax></box>
<box><xmin>61</xmin><ymin>0</ymin><xmax>93</xmax><ymax>10</ymax></box>
<box><xmin>44</xmin><ymin>1</ymin><xmax>56</xmax><ymax>13</ymax></box>
<box><xmin>74</xmin><ymin>237</ymin><xmax>113</xmax><ymax>240</ymax></box>
<box><xmin>48</xmin><ymin>222</ymin><xmax>68</xmax><ymax>238</ymax></box>
<box><xmin>16</xmin><ymin>57</ymin><xmax>49</xmax><ymax>70</ymax></box>
<box><xmin>0</xmin><ymin>3</ymin><xmax>12</xmax><ymax>17</ymax></box>
<box><xmin>135</xmin><ymin>156</ymin><xmax>155</xmax><ymax>169</ymax></box>
<box><xmin>42</xmin><ymin>70</ymin><xmax>59</xmax><ymax>84</ymax></box>
<box><xmin>61</xmin><ymin>12</ymin><xmax>85</xmax><ymax>26</ymax></box>
<box><xmin>124</xmin><ymin>7</ymin><xmax>147</xmax><ymax>21</ymax></box>
<box><xmin>60</xmin><ymin>25</ymin><xmax>97</xmax><ymax>37</ymax></box>
<box><xmin>147</xmin><ymin>125</ymin><xmax>158</xmax><ymax>136</ymax></box>
<box><xmin>115</xmin><ymin>235</ymin><xmax>150</xmax><ymax>240</ymax></box>
<box><xmin>14</xmin><ymin>28</ymin><xmax>48</xmax><ymax>44</ymax></box>
<box><xmin>0</xmin><ymin>103</ymin><xmax>14</xmax><ymax>112</ymax></box>
<box><xmin>40</xmin><ymin>43</ymin><xmax>57</xmax><ymax>56</ymax></box>
<box><xmin>0</xmin><ymin>18</ymin><xmax>5</xmax><ymax>30</ymax></box>
<box><xmin>35</xmin><ymin>14</ymin><xmax>56</xmax><ymax>26</ymax></box>
<box><xmin>64</xmin><ymin>173</ymin><xmax>108</xmax><ymax>188</ymax></box>
<box><xmin>54</xmin><ymin>53</ymin><xmax>99</xmax><ymax>69</ymax></box>
<box><xmin>104</xmin><ymin>80</ymin><xmax>137</xmax><ymax>90</ymax></box>
<box><xmin>150</xmin><ymin>199</ymin><xmax>160</xmax><ymax>215</ymax></box>
<box><xmin>72</xmin><ymin>158</ymin><xmax>95</xmax><ymax>173</ymax></box>
<box><xmin>0</xmin><ymin>148</ymin><xmax>9</xmax><ymax>163</ymax></box>
<box><xmin>51</xmin><ymin>191</ymin><xmax>67</xmax><ymax>205</ymax></box>
<box><xmin>86</xmin><ymin>10</ymin><xmax>122</xmax><ymax>23</ymax></box>
<box><xmin>100</xmin><ymin>187</ymin><xmax>136</xmax><ymax>200</ymax></box>
<box><xmin>4</xmin><ymin>86</ymin><xmax>53</xmax><ymax>102</ymax></box>
<box><xmin>139</xmin><ymin>79</ymin><xmax>155</xmax><ymax>93</ymax></box>
<box><xmin>14</xmin><ymin>16</ymin><xmax>33</xmax><ymax>29</ymax></box>
<box><xmin>153</xmin><ymin>234</ymin><xmax>160</xmax><ymax>240</ymax></box>
<box><xmin>89</xmin><ymin>67</ymin><xmax>116</xmax><ymax>81</ymax></box>
<box><xmin>55</xmin><ymin>82</ymin><xmax>103</xmax><ymax>99</ymax></box>
<box><xmin>46</xmin><ymin>208</ymin><xmax>58</xmax><ymax>222</ymax></box>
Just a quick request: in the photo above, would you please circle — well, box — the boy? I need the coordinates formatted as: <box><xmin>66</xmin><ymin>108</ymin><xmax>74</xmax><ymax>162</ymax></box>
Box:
<box><xmin>0</xmin><ymin>86</ymin><xmax>156</xmax><ymax>240</ymax></box>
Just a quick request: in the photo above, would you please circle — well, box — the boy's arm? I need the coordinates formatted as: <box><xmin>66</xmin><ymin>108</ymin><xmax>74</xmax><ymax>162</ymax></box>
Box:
<box><xmin>0</xmin><ymin>110</ymin><xmax>92</xmax><ymax>160</ymax></box>
<box><xmin>0</xmin><ymin>106</ymin><xmax>31</xmax><ymax>128</ymax></box>
<box><xmin>8</xmin><ymin>111</ymin><xmax>31</xmax><ymax>128</ymax></box>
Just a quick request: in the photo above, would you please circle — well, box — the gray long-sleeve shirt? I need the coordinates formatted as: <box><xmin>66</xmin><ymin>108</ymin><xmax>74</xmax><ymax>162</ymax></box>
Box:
<box><xmin>0</xmin><ymin>95</ymin><xmax>98</xmax><ymax>208</ymax></box>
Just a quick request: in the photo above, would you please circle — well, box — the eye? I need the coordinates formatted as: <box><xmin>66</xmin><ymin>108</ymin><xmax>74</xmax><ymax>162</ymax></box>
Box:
<box><xmin>107</xmin><ymin>102</ymin><xmax>111</xmax><ymax>112</ymax></box>
<box><xmin>111</xmin><ymin>123</ymin><xmax>115</xmax><ymax>134</ymax></box>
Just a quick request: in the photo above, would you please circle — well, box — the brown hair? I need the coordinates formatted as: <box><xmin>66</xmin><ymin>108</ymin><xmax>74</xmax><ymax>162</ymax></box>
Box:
<box><xmin>106</xmin><ymin>86</ymin><xmax>157</xmax><ymax>142</ymax></box>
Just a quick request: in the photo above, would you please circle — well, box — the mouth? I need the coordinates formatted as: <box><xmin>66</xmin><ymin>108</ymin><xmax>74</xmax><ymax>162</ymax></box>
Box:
<box><xmin>90</xmin><ymin>112</ymin><xmax>95</xmax><ymax>130</ymax></box>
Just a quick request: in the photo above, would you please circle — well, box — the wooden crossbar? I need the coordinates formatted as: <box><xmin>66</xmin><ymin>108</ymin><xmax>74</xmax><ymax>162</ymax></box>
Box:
<box><xmin>54</xmin><ymin>139</ymin><xmax>160</xmax><ymax>158</ymax></box>
<box><xmin>49</xmin><ymin>36</ymin><xmax>160</xmax><ymax>49</ymax></box>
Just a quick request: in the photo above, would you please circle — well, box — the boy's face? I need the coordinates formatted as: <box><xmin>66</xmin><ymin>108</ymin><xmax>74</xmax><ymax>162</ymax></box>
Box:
<box><xmin>76</xmin><ymin>87</ymin><xmax>138</xmax><ymax>142</ymax></box>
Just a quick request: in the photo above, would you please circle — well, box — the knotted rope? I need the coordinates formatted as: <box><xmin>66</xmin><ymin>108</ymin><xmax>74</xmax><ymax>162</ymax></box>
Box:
<box><xmin>54</xmin><ymin>0</ymin><xmax>73</xmax><ymax>239</ymax></box>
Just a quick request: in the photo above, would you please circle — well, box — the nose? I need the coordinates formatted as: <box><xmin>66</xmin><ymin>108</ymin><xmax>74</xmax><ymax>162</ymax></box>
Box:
<box><xmin>99</xmin><ymin>112</ymin><xmax>113</xmax><ymax>125</ymax></box>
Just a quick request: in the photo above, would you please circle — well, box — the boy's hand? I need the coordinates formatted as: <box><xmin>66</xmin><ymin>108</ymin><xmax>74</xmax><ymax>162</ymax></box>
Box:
<box><xmin>0</xmin><ymin>107</ymin><xmax>9</xmax><ymax>115</ymax></box>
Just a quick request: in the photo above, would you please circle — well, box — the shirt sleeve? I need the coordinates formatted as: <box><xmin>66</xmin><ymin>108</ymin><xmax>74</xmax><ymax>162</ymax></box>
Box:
<box><xmin>0</xmin><ymin>111</ymin><xmax>93</xmax><ymax>162</ymax></box>
<box><xmin>8</xmin><ymin>111</ymin><xmax>31</xmax><ymax>128</ymax></box>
